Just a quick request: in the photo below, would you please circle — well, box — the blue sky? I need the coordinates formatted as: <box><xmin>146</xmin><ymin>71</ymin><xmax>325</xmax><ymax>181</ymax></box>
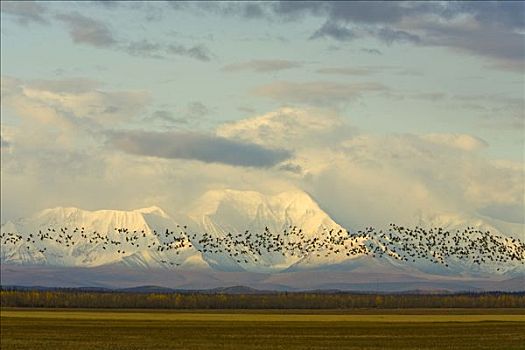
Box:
<box><xmin>0</xmin><ymin>1</ymin><xmax>523</xmax><ymax>229</ymax></box>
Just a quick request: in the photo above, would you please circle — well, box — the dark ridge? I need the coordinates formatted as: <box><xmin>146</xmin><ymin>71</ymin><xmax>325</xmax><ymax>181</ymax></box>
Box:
<box><xmin>206</xmin><ymin>285</ymin><xmax>272</xmax><ymax>294</ymax></box>
<box><xmin>2</xmin><ymin>285</ymin><xmax>525</xmax><ymax>296</ymax></box>
<box><xmin>116</xmin><ymin>285</ymin><xmax>182</xmax><ymax>293</ymax></box>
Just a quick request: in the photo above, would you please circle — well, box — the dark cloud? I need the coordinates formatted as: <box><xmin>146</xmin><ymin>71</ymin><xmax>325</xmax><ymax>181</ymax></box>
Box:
<box><xmin>456</xmin><ymin>1</ymin><xmax>525</xmax><ymax>31</ymax></box>
<box><xmin>420</xmin><ymin>22</ymin><xmax>524</xmax><ymax>63</ymax></box>
<box><xmin>53</xmin><ymin>14</ymin><xmax>213</xmax><ymax>62</ymax></box>
<box><xmin>190</xmin><ymin>1</ymin><xmax>434</xmax><ymax>25</ymax></box>
<box><xmin>361</xmin><ymin>48</ymin><xmax>382</xmax><ymax>55</ymax></box>
<box><xmin>268</xmin><ymin>2</ymin><xmax>438</xmax><ymax>24</ymax></box>
<box><xmin>123</xmin><ymin>39</ymin><xmax>213</xmax><ymax>62</ymax></box>
<box><xmin>376</xmin><ymin>28</ymin><xmax>421</xmax><ymax>45</ymax></box>
<box><xmin>109</xmin><ymin>130</ymin><xmax>291</xmax><ymax>167</ymax></box>
<box><xmin>56</xmin><ymin>12</ymin><xmax>117</xmax><ymax>48</ymax></box>
<box><xmin>186</xmin><ymin>102</ymin><xmax>210</xmax><ymax>119</ymax></box>
<box><xmin>194</xmin><ymin>1</ymin><xmax>523</xmax><ymax>70</ymax></box>
<box><xmin>240</xmin><ymin>3</ymin><xmax>266</xmax><ymax>19</ymax></box>
<box><xmin>144</xmin><ymin>110</ymin><xmax>189</xmax><ymax>126</ymax></box>
<box><xmin>223</xmin><ymin>60</ymin><xmax>302</xmax><ymax>73</ymax></box>
<box><xmin>124</xmin><ymin>40</ymin><xmax>165</xmax><ymax>59</ymax></box>
<box><xmin>278</xmin><ymin>162</ymin><xmax>303</xmax><ymax>174</ymax></box>
<box><xmin>167</xmin><ymin>2</ymin><xmax>189</xmax><ymax>11</ymax></box>
<box><xmin>193</xmin><ymin>2</ymin><xmax>268</xmax><ymax>19</ymax></box>
<box><xmin>167</xmin><ymin>44</ymin><xmax>211</xmax><ymax>62</ymax></box>
<box><xmin>143</xmin><ymin>103</ymin><xmax>210</xmax><ymax>128</ymax></box>
<box><xmin>269</xmin><ymin>1</ymin><xmax>326</xmax><ymax>20</ymax></box>
<box><xmin>1</xmin><ymin>1</ymin><xmax>48</xmax><ymax>25</ymax></box>
<box><xmin>321</xmin><ymin>2</ymin><xmax>424</xmax><ymax>24</ymax></box>
<box><xmin>309</xmin><ymin>22</ymin><xmax>354</xmax><ymax>41</ymax></box>
<box><xmin>451</xmin><ymin>95</ymin><xmax>525</xmax><ymax>131</ymax></box>
<box><xmin>91</xmin><ymin>1</ymin><xmax>121</xmax><ymax>10</ymax></box>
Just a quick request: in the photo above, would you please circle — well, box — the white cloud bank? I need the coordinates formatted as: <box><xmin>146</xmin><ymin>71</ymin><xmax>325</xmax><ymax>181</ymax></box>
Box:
<box><xmin>217</xmin><ymin>107</ymin><xmax>524</xmax><ymax>232</ymax></box>
<box><xmin>1</xmin><ymin>81</ymin><xmax>523</xmax><ymax>237</ymax></box>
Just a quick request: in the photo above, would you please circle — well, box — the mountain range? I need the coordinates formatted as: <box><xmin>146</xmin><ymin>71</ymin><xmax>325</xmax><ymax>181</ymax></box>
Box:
<box><xmin>1</xmin><ymin>189</ymin><xmax>524</xmax><ymax>291</ymax></box>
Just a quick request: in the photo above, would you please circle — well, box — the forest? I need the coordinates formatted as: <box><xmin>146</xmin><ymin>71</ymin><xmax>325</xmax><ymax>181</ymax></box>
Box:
<box><xmin>1</xmin><ymin>289</ymin><xmax>524</xmax><ymax>309</ymax></box>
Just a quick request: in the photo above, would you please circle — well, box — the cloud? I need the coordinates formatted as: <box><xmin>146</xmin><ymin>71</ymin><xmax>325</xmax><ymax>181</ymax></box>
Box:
<box><xmin>485</xmin><ymin>60</ymin><xmax>525</xmax><ymax>73</ymax></box>
<box><xmin>0</xmin><ymin>1</ymin><xmax>48</xmax><ymax>25</ymax></box>
<box><xmin>197</xmin><ymin>1</ymin><xmax>524</xmax><ymax>70</ymax></box>
<box><xmin>376</xmin><ymin>27</ymin><xmax>421</xmax><ymax>44</ymax></box>
<box><xmin>319</xmin><ymin>2</ymin><xmax>432</xmax><ymax>25</ymax></box>
<box><xmin>143</xmin><ymin>110</ymin><xmax>190</xmax><ymax>127</ymax></box>
<box><xmin>451</xmin><ymin>94</ymin><xmax>525</xmax><ymax>130</ymax></box>
<box><xmin>316</xmin><ymin>65</ymin><xmax>419</xmax><ymax>77</ymax></box>
<box><xmin>361</xmin><ymin>48</ymin><xmax>382</xmax><ymax>55</ymax></box>
<box><xmin>416</xmin><ymin>21</ymin><xmax>524</xmax><ymax>67</ymax></box>
<box><xmin>124</xmin><ymin>40</ymin><xmax>165</xmax><ymax>59</ymax></box>
<box><xmin>143</xmin><ymin>103</ymin><xmax>211</xmax><ymax>130</ymax></box>
<box><xmin>123</xmin><ymin>39</ymin><xmax>213</xmax><ymax>62</ymax></box>
<box><xmin>1</xmin><ymin>103</ymin><xmax>523</xmax><ymax>238</ymax></box>
<box><xmin>456</xmin><ymin>1</ymin><xmax>525</xmax><ymax>30</ymax></box>
<box><xmin>52</xmin><ymin>10</ymin><xmax>213</xmax><ymax>62</ymax></box>
<box><xmin>56</xmin><ymin>12</ymin><xmax>117</xmax><ymax>48</ymax></box>
<box><xmin>196</xmin><ymin>2</ymin><xmax>268</xmax><ymax>19</ymax></box>
<box><xmin>167</xmin><ymin>44</ymin><xmax>212</xmax><ymax>62</ymax></box>
<box><xmin>218</xmin><ymin>107</ymin><xmax>523</xmax><ymax>231</ymax></box>
<box><xmin>1</xmin><ymin>76</ymin><xmax>150</xmax><ymax>139</ymax></box>
<box><xmin>309</xmin><ymin>22</ymin><xmax>354</xmax><ymax>41</ymax></box>
<box><xmin>278</xmin><ymin>162</ymin><xmax>303</xmax><ymax>174</ymax></box>
<box><xmin>478</xmin><ymin>203</ymin><xmax>524</xmax><ymax>225</ymax></box>
<box><xmin>308</xmin><ymin>132</ymin><xmax>524</xmax><ymax>230</ymax></box>
<box><xmin>217</xmin><ymin>107</ymin><xmax>354</xmax><ymax>149</ymax></box>
<box><xmin>185</xmin><ymin>101</ymin><xmax>210</xmax><ymax>119</ymax></box>
<box><xmin>92</xmin><ymin>1</ymin><xmax>121</xmax><ymax>10</ymax></box>
<box><xmin>421</xmin><ymin>133</ymin><xmax>488</xmax><ymax>152</ymax></box>
<box><xmin>252</xmin><ymin>81</ymin><xmax>386</xmax><ymax>106</ymax></box>
<box><xmin>267</xmin><ymin>1</ymin><xmax>524</xmax><ymax>33</ymax></box>
<box><xmin>204</xmin><ymin>1</ymin><xmax>433</xmax><ymax>25</ymax></box>
<box><xmin>239</xmin><ymin>2</ymin><xmax>266</xmax><ymax>19</ymax></box>
<box><xmin>223</xmin><ymin>60</ymin><xmax>302</xmax><ymax>73</ymax></box>
<box><xmin>109</xmin><ymin>130</ymin><xmax>291</xmax><ymax>168</ymax></box>
<box><xmin>191</xmin><ymin>2</ymin><xmax>269</xmax><ymax>20</ymax></box>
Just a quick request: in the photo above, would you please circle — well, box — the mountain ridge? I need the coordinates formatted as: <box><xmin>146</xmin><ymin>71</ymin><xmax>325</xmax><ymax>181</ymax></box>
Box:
<box><xmin>2</xmin><ymin>189</ymin><xmax>524</xmax><ymax>281</ymax></box>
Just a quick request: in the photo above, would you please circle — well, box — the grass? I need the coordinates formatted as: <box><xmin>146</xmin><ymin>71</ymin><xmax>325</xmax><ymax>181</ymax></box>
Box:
<box><xmin>1</xmin><ymin>309</ymin><xmax>524</xmax><ymax>350</ymax></box>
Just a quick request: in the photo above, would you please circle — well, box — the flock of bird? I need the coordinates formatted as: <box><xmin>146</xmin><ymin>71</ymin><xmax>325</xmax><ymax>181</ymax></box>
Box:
<box><xmin>1</xmin><ymin>223</ymin><xmax>524</xmax><ymax>270</ymax></box>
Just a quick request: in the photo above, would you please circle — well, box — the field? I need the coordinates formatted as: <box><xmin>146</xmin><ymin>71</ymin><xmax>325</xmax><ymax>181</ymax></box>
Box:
<box><xmin>1</xmin><ymin>309</ymin><xmax>525</xmax><ymax>350</ymax></box>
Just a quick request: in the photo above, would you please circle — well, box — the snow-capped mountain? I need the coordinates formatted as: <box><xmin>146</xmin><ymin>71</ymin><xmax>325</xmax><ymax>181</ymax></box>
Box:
<box><xmin>1</xmin><ymin>189</ymin><xmax>524</xmax><ymax>278</ymax></box>
<box><xmin>184</xmin><ymin>189</ymin><xmax>351</xmax><ymax>272</ymax></box>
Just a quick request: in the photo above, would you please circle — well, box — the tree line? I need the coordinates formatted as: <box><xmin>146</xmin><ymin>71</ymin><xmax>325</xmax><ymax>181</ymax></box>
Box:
<box><xmin>1</xmin><ymin>290</ymin><xmax>524</xmax><ymax>309</ymax></box>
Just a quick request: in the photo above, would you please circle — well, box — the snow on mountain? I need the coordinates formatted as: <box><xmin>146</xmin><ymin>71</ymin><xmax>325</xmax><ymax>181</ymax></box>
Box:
<box><xmin>184</xmin><ymin>189</ymin><xmax>353</xmax><ymax>272</ymax></box>
<box><xmin>186</xmin><ymin>189</ymin><xmax>340</xmax><ymax>236</ymax></box>
<box><xmin>409</xmin><ymin>212</ymin><xmax>525</xmax><ymax>276</ymax></box>
<box><xmin>1</xmin><ymin>189</ymin><xmax>523</xmax><ymax>278</ymax></box>
<box><xmin>0</xmin><ymin>206</ymin><xmax>208</xmax><ymax>269</ymax></box>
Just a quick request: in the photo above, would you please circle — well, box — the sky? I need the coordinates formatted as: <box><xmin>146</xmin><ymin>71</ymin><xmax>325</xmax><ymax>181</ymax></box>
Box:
<box><xmin>0</xmin><ymin>1</ymin><xmax>524</xmax><ymax>232</ymax></box>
